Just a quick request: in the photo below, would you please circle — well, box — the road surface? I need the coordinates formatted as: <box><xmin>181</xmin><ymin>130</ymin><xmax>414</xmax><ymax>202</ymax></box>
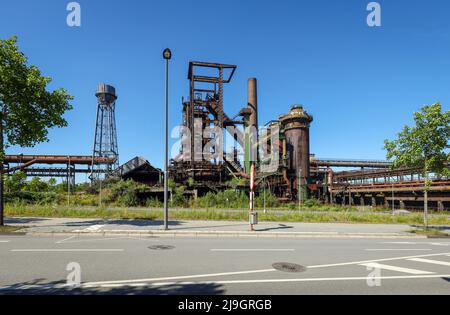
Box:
<box><xmin>0</xmin><ymin>235</ymin><xmax>449</xmax><ymax>295</ymax></box>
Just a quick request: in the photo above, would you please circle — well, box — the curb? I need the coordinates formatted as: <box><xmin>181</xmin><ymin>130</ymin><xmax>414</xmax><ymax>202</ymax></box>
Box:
<box><xmin>24</xmin><ymin>230</ymin><xmax>428</xmax><ymax>239</ymax></box>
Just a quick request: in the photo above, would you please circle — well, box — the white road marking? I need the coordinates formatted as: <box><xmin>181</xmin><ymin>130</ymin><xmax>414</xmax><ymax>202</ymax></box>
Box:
<box><xmin>429</xmin><ymin>243</ymin><xmax>450</xmax><ymax>247</ymax></box>
<box><xmin>382</xmin><ymin>242</ymin><xmax>450</xmax><ymax>247</ymax></box>
<box><xmin>56</xmin><ymin>236</ymin><xmax>76</xmax><ymax>244</ymax></box>
<box><xmin>297</xmin><ymin>252</ymin><xmax>450</xmax><ymax>269</ymax></box>
<box><xmin>75</xmin><ymin>225</ymin><xmax>105</xmax><ymax>233</ymax></box>
<box><xmin>360</xmin><ymin>263</ymin><xmax>434</xmax><ymax>275</ymax></box>
<box><xmin>83</xmin><ymin>268</ymin><xmax>276</xmax><ymax>287</ymax></box>
<box><xmin>58</xmin><ymin>236</ymin><xmax>137</xmax><ymax>244</ymax></box>
<box><xmin>365</xmin><ymin>248</ymin><xmax>432</xmax><ymax>252</ymax></box>
<box><xmin>382</xmin><ymin>242</ymin><xmax>417</xmax><ymax>245</ymax></box>
<box><xmin>407</xmin><ymin>258</ymin><xmax>450</xmax><ymax>267</ymax></box>
<box><xmin>147</xmin><ymin>274</ymin><xmax>450</xmax><ymax>287</ymax></box>
<box><xmin>83</xmin><ymin>252</ymin><xmax>450</xmax><ymax>287</ymax></box>
<box><xmin>210</xmin><ymin>249</ymin><xmax>295</xmax><ymax>252</ymax></box>
<box><xmin>11</xmin><ymin>249</ymin><xmax>124</xmax><ymax>252</ymax></box>
<box><xmin>0</xmin><ymin>241</ymin><xmax>10</xmax><ymax>243</ymax></box>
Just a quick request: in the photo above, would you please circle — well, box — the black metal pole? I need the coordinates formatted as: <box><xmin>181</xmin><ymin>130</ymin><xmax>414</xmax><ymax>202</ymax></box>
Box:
<box><xmin>164</xmin><ymin>57</ymin><xmax>169</xmax><ymax>230</ymax></box>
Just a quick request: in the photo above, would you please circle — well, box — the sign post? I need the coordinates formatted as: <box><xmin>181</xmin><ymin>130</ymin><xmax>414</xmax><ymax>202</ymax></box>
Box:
<box><xmin>249</xmin><ymin>163</ymin><xmax>258</xmax><ymax>231</ymax></box>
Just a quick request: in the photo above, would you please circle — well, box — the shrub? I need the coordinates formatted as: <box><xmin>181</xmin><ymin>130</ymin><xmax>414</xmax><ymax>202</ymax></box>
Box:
<box><xmin>107</xmin><ymin>180</ymin><xmax>147</xmax><ymax>207</ymax></box>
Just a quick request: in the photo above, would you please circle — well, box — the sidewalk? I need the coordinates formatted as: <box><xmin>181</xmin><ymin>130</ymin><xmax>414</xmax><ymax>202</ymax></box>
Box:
<box><xmin>5</xmin><ymin>217</ymin><xmax>439</xmax><ymax>238</ymax></box>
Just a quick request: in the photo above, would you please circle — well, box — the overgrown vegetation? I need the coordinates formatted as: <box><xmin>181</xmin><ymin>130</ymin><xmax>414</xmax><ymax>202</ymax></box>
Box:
<box><xmin>0</xmin><ymin>225</ymin><xmax>23</xmax><ymax>233</ymax></box>
<box><xmin>409</xmin><ymin>228</ymin><xmax>450</xmax><ymax>237</ymax></box>
<box><xmin>5</xmin><ymin>204</ymin><xmax>450</xmax><ymax>225</ymax></box>
<box><xmin>4</xmin><ymin>175</ymin><xmax>449</xmax><ymax>226</ymax></box>
<box><xmin>4</xmin><ymin>174</ymin><xmax>360</xmax><ymax>211</ymax></box>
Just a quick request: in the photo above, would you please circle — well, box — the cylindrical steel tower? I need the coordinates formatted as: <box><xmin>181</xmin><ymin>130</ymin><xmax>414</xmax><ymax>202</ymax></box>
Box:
<box><xmin>91</xmin><ymin>83</ymin><xmax>119</xmax><ymax>180</ymax></box>
<box><xmin>245</xmin><ymin>78</ymin><xmax>258</xmax><ymax>174</ymax></box>
<box><xmin>280</xmin><ymin>105</ymin><xmax>313</xmax><ymax>200</ymax></box>
<box><xmin>247</xmin><ymin>78</ymin><xmax>258</xmax><ymax>129</ymax></box>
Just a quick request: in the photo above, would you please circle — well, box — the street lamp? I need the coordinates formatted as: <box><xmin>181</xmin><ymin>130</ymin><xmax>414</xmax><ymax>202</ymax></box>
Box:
<box><xmin>163</xmin><ymin>48</ymin><xmax>171</xmax><ymax>231</ymax></box>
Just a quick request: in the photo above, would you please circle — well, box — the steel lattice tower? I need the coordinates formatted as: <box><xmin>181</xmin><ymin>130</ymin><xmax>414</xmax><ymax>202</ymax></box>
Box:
<box><xmin>90</xmin><ymin>83</ymin><xmax>119</xmax><ymax>181</ymax></box>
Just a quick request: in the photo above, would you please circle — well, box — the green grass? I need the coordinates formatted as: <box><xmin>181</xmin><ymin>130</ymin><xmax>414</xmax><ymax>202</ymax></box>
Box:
<box><xmin>0</xmin><ymin>225</ymin><xmax>23</xmax><ymax>233</ymax></box>
<box><xmin>5</xmin><ymin>204</ymin><xmax>450</xmax><ymax>225</ymax></box>
<box><xmin>409</xmin><ymin>228</ymin><xmax>450</xmax><ymax>237</ymax></box>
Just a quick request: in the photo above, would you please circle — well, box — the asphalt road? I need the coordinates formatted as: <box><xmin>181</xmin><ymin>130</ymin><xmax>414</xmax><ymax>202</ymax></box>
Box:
<box><xmin>0</xmin><ymin>235</ymin><xmax>449</xmax><ymax>295</ymax></box>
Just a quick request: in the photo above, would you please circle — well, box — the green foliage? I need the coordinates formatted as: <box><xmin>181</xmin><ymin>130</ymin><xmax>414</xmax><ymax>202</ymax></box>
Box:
<box><xmin>145</xmin><ymin>197</ymin><xmax>163</xmax><ymax>208</ymax></box>
<box><xmin>170</xmin><ymin>186</ymin><xmax>189</xmax><ymax>208</ymax></box>
<box><xmin>226</xmin><ymin>178</ymin><xmax>247</xmax><ymax>189</ymax></box>
<box><xmin>384</xmin><ymin>103</ymin><xmax>450</xmax><ymax>178</ymax></box>
<box><xmin>303</xmin><ymin>199</ymin><xmax>322</xmax><ymax>208</ymax></box>
<box><xmin>193</xmin><ymin>190</ymin><xmax>248</xmax><ymax>209</ymax></box>
<box><xmin>384</xmin><ymin>103</ymin><xmax>449</xmax><ymax>228</ymax></box>
<box><xmin>107</xmin><ymin>179</ymin><xmax>147</xmax><ymax>207</ymax></box>
<box><xmin>5</xmin><ymin>204</ymin><xmax>450</xmax><ymax>225</ymax></box>
<box><xmin>0</xmin><ymin>36</ymin><xmax>73</xmax><ymax>152</ymax></box>
<box><xmin>27</xmin><ymin>177</ymin><xmax>50</xmax><ymax>192</ymax></box>
<box><xmin>168</xmin><ymin>178</ymin><xmax>177</xmax><ymax>191</ymax></box>
<box><xmin>0</xmin><ymin>36</ymin><xmax>73</xmax><ymax>224</ymax></box>
<box><xmin>4</xmin><ymin>171</ymin><xmax>26</xmax><ymax>192</ymax></box>
<box><xmin>255</xmin><ymin>191</ymin><xmax>280</xmax><ymax>208</ymax></box>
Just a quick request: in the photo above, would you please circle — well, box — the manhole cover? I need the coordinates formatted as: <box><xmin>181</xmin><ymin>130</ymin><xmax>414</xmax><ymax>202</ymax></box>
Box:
<box><xmin>272</xmin><ymin>262</ymin><xmax>306</xmax><ymax>273</ymax></box>
<box><xmin>148</xmin><ymin>245</ymin><xmax>175</xmax><ymax>250</ymax></box>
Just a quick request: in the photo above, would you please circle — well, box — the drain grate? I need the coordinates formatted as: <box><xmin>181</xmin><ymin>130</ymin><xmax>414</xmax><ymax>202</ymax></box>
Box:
<box><xmin>272</xmin><ymin>262</ymin><xmax>306</xmax><ymax>273</ymax></box>
<box><xmin>148</xmin><ymin>245</ymin><xmax>175</xmax><ymax>250</ymax></box>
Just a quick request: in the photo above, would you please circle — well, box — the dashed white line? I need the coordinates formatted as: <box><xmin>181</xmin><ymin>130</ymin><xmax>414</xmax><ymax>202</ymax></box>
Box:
<box><xmin>382</xmin><ymin>242</ymin><xmax>417</xmax><ymax>245</ymax></box>
<box><xmin>210</xmin><ymin>249</ymin><xmax>295</xmax><ymax>252</ymax></box>
<box><xmin>0</xmin><ymin>241</ymin><xmax>10</xmax><ymax>243</ymax></box>
<box><xmin>360</xmin><ymin>262</ymin><xmax>434</xmax><ymax>275</ymax></box>
<box><xmin>382</xmin><ymin>242</ymin><xmax>450</xmax><ymax>247</ymax></box>
<box><xmin>11</xmin><ymin>249</ymin><xmax>124</xmax><ymax>252</ymax></box>
<box><xmin>429</xmin><ymin>243</ymin><xmax>450</xmax><ymax>247</ymax></box>
<box><xmin>57</xmin><ymin>236</ymin><xmax>137</xmax><ymax>244</ymax></box>
<box><xmin>365</xmin><ymin>249</ymin><xmax>432</xmax><ymax>252</ymax></box>
<box><xmin>407</xmin><ymin>258</ymin><xmax>450</xmax><ymax>267</ymax></box>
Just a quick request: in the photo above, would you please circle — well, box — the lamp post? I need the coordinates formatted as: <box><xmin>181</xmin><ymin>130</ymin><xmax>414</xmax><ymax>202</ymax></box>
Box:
<box><xmin>163</xmin><ymin>48</ymin><xmax>172</xmax><ymax>231</ymax></box>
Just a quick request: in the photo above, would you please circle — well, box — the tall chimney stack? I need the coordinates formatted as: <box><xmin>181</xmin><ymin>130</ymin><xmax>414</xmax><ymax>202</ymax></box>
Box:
<box><xmin>247</xmin><ymin>78</ymin><xmax>258</xmax><ymax>168</ymax></box>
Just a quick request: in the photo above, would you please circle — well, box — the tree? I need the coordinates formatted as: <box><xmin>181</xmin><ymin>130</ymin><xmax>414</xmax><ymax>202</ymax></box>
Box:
<box><xmin>384</xmin><ymin>103</ymin><xmax>450</xmax><ymax>228</ymax></box>
<box><xmin>0</xmin><ymin>36</ymin><xmax>73</xmax><ymax>225</ymax></box>
<box><xmin>27</xmin><ymin>177</ymin><xmax>49</xmax><ymax>193</ymax></box>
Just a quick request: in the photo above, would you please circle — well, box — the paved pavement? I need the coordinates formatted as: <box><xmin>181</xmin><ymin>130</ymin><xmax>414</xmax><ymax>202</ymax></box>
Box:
<box><xmin>6</xmin><ymin>217</ymin><xmax>443</xmax><ymax>238</ymax></box>
<box><xmin>0</xmin><ymin>235</ymin><xmax>449</xmax><ymax>295</ymax></box>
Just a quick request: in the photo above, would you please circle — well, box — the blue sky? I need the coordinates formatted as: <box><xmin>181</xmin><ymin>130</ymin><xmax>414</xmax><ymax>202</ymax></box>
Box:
<box><xmin>1</xmin><ymin>0</ymin><xmax>449</xmax><ymax>174</ymax></box>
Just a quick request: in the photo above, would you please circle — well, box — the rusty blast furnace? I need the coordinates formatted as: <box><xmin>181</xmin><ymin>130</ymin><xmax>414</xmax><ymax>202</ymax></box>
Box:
<box><xmin>280</xmin><ymin>105</ymin><xmax>313</xmax><ymax>201</ymax></box>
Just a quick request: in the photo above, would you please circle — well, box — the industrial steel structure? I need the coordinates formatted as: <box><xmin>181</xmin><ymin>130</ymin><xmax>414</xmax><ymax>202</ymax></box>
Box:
<box><xmin>91</xmin><ymin>83</ymin><xmax>120</xmax><ymax>180</ymax></box>
<box><xmin>4</xmin><ymin>61</ymin><xmax>449</xmax><ymax>211</ymax></box>
<box><xmin>167</xmin><ymin>61</ymin><xmax>450</xmax><ymax>211</ymax></box>
<box><xmin>4</xmin><ymin>84</ymin><xmax>120</xmax><ymax>185</ymax></box>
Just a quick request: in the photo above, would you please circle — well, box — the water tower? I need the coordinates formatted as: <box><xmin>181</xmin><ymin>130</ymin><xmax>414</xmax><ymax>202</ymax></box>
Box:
<box><xmin>90</xmin><ymin>83</ymin><xmax>119</xmax><ymax>180</ymax></box>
